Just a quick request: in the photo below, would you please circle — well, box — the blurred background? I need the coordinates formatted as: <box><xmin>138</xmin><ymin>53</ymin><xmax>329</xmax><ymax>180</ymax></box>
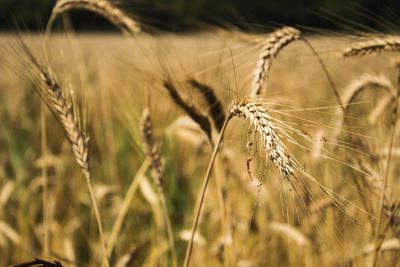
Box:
<box><xmin>1</xmin><ymin>0</ymin><xmax>400</xmax><ymax>32</ymax></box>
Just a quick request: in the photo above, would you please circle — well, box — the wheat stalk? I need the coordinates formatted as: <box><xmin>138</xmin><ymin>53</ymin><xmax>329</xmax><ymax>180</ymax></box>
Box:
<box><xmin>250</xmin><ymin>27</ymin><xmax>301</xmax><ymax>97</ymax></box>
<box><xmin>343</xmin><ymin>36</ymin><xmax>400</xmax><ymax>57</ymax></box>
<box><xmin>140</xmin><ymin>107</ymin><xmax>177</xmax><ymax>267</ymax></box>
<box><xmin>184</xmin><ymin>98</ymin><xmax>299</xmax><ymax>267</ymax></box>
<box><xmin>372</xmin><ymin>64</ymin><xmax>400</xmax><ymax>266</ymax></box>
<box><xmin>46</xmin><ymin>0</ymin><xmax>141</xmax><ymax>35</ymax></box>
<box><xmin>12</xmin><ymin>38</ymin><xmax>109</xmax><ymax>267</ymax></box>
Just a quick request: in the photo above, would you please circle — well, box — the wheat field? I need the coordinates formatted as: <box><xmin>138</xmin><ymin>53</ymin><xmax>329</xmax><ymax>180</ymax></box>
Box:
<box><xmin>0</xmin><ymin>4</ymin><xmax>400</xmax><ymax>267</ymax></box>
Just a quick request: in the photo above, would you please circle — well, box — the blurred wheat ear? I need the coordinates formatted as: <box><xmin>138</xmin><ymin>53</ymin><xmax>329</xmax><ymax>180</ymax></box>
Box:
<box><xmin>9</xmin><ymin>258</ymin><xmax>63</xmax><ymax>267</ymax></box>
<box><xmin>46</xmin><ymin>0</ymin><xmax>141</xmax><ymax>36</ymax></box>
<box><xmin>140</xmin><ymin>107</ymin><xmax>177</xmax><ymax>267</ymax></box>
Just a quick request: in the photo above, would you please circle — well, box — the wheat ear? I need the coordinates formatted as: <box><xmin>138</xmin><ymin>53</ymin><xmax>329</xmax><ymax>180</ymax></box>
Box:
<box><xmin>187</xmin><ymin>78</ymin><xmax>226</xmax><ymax>131</ymax></box>
<box><xmin>163</xmin><ymin>80</ymin><xmax>213</xmax><ymax>142</ymax></box>
<box><xmin>184</xmin><ymin>98</ymin><xmax>298</xmax><ymax>267</ymax></box>
<box><xmin>250</xmin><ymin>27</ymin><xmax>301</xmax><ymax>97</ymax></box>
<box><xmin>46</xmin><ymin>0</ymin><xmax>141</xmax><ymax>36</ymax></box>
<box><xmin>230</xmin><ymin>99</ymin><xmax>296</xmax><ymax>177</ymax></box>
<box><xmin>14</xmin><ymin>39</ymin><xmax>109</xmax><ymax>267</ymax></box>
<box><xmin>334</xmin><ymin>73</ymin><xmax>396</xmax><ymax>141</ymax></box>
<box><xmin>372</xmin><ymin>64</ymin><xmax>400</xmax><ymax>266</ymax></box>
<box><xmin>140</xmin><ymin>107</ymin><xmax>177</xmax><ymax>267</ymax></box>
<box><xmin>343</xmin><ymin>36</ymin><xmax>400</xmax><ymax>57</ymax></box>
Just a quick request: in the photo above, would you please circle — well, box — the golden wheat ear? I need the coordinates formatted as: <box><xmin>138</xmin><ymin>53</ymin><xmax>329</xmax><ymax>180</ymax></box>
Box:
<box><xmin>343</xmin><ymin>36</ymin><xmax>400</xmax><ymax>57</ymax></box>
<box><xmin>46</xmin><ymin>0</ymin><xmax>141</xmax><ymax>35</ymax></box>
<box><xmin>8</xmin><ymin>37</ymin><xmax>110</xmax><ymax>267</ymax></box>
<box><xmin>250</xmin><ymin>27</ymin><xmax>301</xmax><ymax>97</ymax></box>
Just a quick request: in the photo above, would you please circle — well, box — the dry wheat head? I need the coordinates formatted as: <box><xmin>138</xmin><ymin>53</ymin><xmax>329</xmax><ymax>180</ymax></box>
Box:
<box><xmin>250</xmin><ymin>27</ymin><xmax>301</xmax><ymax>97</ymax></box>
<box><xmin>343</xmin><ymin>36</ymin><xmax>400</xmax><ymax>57</ymax></box>
<box><xmin>229</xmin><ymin>98</ymin><xmax>294</xmax><ymax>178</ymax></box>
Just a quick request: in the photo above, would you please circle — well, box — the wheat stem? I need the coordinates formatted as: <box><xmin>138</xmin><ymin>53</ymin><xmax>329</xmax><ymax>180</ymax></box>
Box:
<box><xmin>372</xmin><ymin>65</ymin><xmax>400</xmax><ymax>266</ymax></box>
<box><xmin>183</xmin><ymin>115</ymin><xmax>232</xmax><ymax>267</ymax></box>
<box><xmin>106</xmin><ymin>160</ymin><xmax>149</xmax><ymax>257</ymax></box>
<box><xmin>40</xmin><ymin>102</ymin><xmax>50</xmax><ymax>258</ymax></box>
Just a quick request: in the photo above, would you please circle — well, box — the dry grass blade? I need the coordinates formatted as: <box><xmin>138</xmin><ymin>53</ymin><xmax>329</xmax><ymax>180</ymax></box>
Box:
<box><xmin>187</xmin><ymin>78</ymin><xmax>226</xmax><ymax>131</ymax></box>
<box><xmin>250</xmin><ymin>27</ymin><xmax>301</xmax><ymax>97</ymax></box>
<box><xmin>163</xmin><ymin>80</ymin><xmax>212</xmax><ymax>141</ymax></box>
<box><xmin>343</xmin><ymin>36</ymin><xmax>400</xmax><ymax>57</ymax></box>
<box><xmin>46</xmin><ymin>0</ymin><xmax>141</xmax><ymax>35</ymax></box>
<box><xmin>10</xmin><ymin>38</ymin><xmax>109</xmax><ymax>267</ymax></box>
<box><xmin>140</xmin><ymin>107</ymin><xmax>177</xmax><ymax>267</ymax></box>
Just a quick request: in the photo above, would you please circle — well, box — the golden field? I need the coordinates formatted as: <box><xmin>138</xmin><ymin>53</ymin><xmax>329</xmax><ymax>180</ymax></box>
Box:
<box><xmin>0</xmin><ymin>31</ymin><xmax>399</xmax><ymax>267</ymax></box>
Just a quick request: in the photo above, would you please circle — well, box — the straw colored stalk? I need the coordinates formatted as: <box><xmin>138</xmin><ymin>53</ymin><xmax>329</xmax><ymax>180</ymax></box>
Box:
<box><xmin>372</xmin><ymin>64</ymin><xmax>400</xmax><ymax>266</ymax></box>
<box><xmin>250</xmin><ymin>27</ymin><xmax>301</xmax><ymax>97</ymax></box>
<box><xmin>140</xmin><ymin>107</ymin><xmax>177</xmax><ymax>267</ymax></box>
<box><xmin>14</xmin><ymin>40</ymin><xmax>109</xmax><ymax>267</ymax></box>
<box><xmin>47</xmin><ymin>0</ymin><xmax>141</xmax><ymax>35</ymax></box>
<box><xmin>184</xmin><ymin>98</ymin><xmax>300</xmax><ymax>267</ymax></box>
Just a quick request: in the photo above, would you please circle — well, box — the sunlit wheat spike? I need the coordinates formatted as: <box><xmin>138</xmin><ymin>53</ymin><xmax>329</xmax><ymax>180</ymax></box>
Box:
<box><xmin>229</xmin><ymin>99</ymin><xmax>295</xmax><ymax>178</ymax></box>
<box><xmin>187</xmin><ymin>78</ymin><xmax>226</xmax><ymax>131</ymax></box>
<box><xmin>140</xmin><ymin>107</ymin><xmax>164</xmax><ymax>188</ymax></box>
<box><xmin>39</xmin><ymin>69</ymin><xmax>90</xmax><ymax>179</ymax></box>
<box><xmin>12</xmin><ymin>38</ymin><xmax>109</xmax><ymax>267</ymax></box>
<box><xmin>48</xmin><ymin>0</ymin><xmax>141</xmax><ymax>35</ymax></box>
<box><xmin>250</xmin><ymin>27</ymin><xmax>301</xmax><ymax>97</ymax></box>
<box><xmin>343</xmin><ymin>36</ymin><xmax>400</xmax><ymax>57</ymax></box>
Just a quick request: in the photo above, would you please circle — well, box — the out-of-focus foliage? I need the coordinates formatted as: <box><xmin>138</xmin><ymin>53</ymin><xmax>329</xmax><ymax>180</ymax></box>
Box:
<box><xmin>1</xmin><ymin>0</ymin><xmax>400</xmax><ymax>31</ymax></box>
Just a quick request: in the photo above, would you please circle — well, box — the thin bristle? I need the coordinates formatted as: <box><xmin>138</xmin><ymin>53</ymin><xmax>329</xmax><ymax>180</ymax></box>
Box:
<box><xmin>250</xmin><ymin>27</ymin><xmax>301</xmax><ymax>97</ymax></box>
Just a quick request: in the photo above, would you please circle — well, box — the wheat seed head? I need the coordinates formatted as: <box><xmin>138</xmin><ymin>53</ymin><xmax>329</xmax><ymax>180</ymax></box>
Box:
<box><xmin>343</xmin><ymin>36</ymin><xmax>400</xmax><ymax>57</ymax></box>
<box><xmin>229</xmin><ymin>98</ymin><xmax>295</xmax><ymax>178</ymax></box>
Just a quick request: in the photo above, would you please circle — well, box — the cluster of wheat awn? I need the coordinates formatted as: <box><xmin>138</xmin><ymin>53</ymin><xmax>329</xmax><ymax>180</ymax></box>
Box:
<box><xmin>1</xmin><ymin>0</ymin><xmax>400</xmax><ymax>266</ymax></box>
